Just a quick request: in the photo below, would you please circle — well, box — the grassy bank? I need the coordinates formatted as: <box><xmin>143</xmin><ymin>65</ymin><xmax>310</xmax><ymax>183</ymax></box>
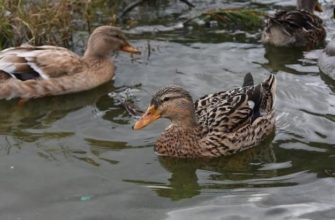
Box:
<box><xmin>0</xmin><ymin>0</ymin><xmax>123</xmax><ymax>48</ymax></box>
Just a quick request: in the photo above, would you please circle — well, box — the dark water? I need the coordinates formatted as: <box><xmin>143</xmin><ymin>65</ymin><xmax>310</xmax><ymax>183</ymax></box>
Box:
<box><xmin>1</xmin><ymin>0</ymin><xmax>335</xmax><ymax>219</ymax></box>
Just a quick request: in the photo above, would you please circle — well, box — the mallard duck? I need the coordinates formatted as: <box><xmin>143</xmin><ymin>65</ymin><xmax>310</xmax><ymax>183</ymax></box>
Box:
<box><xmin>0</xmin><ymin>26</ymin><xmax>140</xmax><ymax>100</ymax></box>
<box><xmin>262</xmin><ymin>0</ymin><xmax>325</xmax><ymax>49</ymax></box>
<box><xmin>133</xmin><ymin>74</ymin><xmax>277</xmax><ymax>158</ymax></box>
<box><xmin>318</xmin><ymin>39</ymin><xmax>335</xmax><ymax>80</ymax></box>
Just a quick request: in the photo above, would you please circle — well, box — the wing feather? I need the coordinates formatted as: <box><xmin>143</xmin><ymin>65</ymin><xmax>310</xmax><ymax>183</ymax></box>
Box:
<box><xmin>0</xmin><ymin>46</ymin><xmax>84</xmax><ymax>81</ymax></box>
<box><xmin>195</xmin><ymin>74</ymin><xmax>276</xmax><ymax>134</ymax></box>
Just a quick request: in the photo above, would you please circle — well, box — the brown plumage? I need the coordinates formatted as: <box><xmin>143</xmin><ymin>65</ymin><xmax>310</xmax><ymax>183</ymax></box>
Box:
<box><xmin>262</xmin><ymin>0</ymin><xmax>325</xmax><ymax>49</ymax></box>
<box><xmin>0</xmin><ymin>26</ymin><xmax>140</xmax><ymax>100</ymax></box>
<box><xmin>133</xmin><ymin>74</ymin><xmax>277</xmax><ymax>158</ymax></box>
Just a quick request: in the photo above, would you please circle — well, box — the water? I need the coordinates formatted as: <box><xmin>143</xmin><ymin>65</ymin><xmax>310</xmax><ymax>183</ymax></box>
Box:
<box><xmin>1</xmin><ymin>0</ymin><xmax>335</xmax><ymax>219</ymax></box>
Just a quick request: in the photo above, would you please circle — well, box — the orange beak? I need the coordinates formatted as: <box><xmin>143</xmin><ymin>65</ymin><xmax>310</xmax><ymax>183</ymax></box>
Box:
<box><xmin>121</xmin><ymin>44</ymin><xmax>141</xmax><ymax>54</ymax></box>
<box><xmin>315</xmin><ymin>2</ymin><xmax>322</xmax><ymax>12</ymax></box>
<box><xmin>133</xmin><ymin>105</ymin><xmax>161</xmax><ymax>130</ymax></box>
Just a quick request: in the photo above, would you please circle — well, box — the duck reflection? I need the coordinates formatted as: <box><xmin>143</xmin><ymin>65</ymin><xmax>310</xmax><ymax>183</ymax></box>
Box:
<box><xmin>320</xmin><ymin>73</ymin><xmax>335</xmax><ymax>93</ymax></box>
<box><xmin>262</xmin><ymin>45</ymin><xmax>305</xmax><ymax>74</ymax></box>
<box><xmin>0</xmin><ymin>83</ymin><xmax>113</xmax><ymax>138</ymax></box>
<box><xmin>0</xmin><ymin>83</ymin><xmax>118</xmax><ymax>163</ymax></box>
<box><xmin>128</xmin><ymin>138</ymin><xmax>276</xmax><ymax>201</ymax></box>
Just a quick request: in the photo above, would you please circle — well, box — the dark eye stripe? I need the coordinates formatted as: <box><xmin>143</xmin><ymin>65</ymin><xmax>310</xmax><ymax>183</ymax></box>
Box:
<box><xmin>151</xmin><ymin>95</ymin><xmax>188</xmax><ymax>107</ymax></box>
<box><xmin>161</xmin><ymin>95</ymin><xmax>185</xmax><ymax>103</ymax></box>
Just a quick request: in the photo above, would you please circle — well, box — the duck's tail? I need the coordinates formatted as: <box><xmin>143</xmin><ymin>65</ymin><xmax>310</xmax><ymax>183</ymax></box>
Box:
<box><xmin>260</xmin><ymin>74</ymin><xmax>276</xmax><ymax>113</ymax></box>
<box><xmin>242</xmin><ymin>73</ymin><xmax>254</xmax><ymax>87</ymax></box>
<box><xmin>244</xmin><ymin>74</ymin><xmax>276</xmax><ymax>120</ymax></box>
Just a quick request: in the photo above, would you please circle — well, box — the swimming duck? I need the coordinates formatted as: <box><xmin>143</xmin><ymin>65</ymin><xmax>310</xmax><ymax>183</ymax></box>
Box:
<box><xmin>318</xmin><ymin>39</ymin><xmax>335</xmax><ymax>80</ymax></box>
<box><xmin>262</xmin><ymin>0</ymin><xmax>325</xmax><ymax>49</ymax></box>
<box><xmin>133</xmin><ymin>74</ymin><xmax>277</xmax><ymax>158</ymax></box>
<box><xmin>0</xmin><ymin>26</ymin><xmax>140</xmax><ymax>100</ymax></box>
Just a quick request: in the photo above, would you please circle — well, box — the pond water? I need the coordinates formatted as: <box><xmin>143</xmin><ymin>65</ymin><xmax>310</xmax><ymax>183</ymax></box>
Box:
<box><xmin>1</xmin><ymin>0</ymin><xmax>335</xmax><ymax>219</ymax></box>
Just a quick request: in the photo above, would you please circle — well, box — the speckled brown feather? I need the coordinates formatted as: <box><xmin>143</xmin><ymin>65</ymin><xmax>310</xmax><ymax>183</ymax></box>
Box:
<box><xmin>262</xmin><ymin>0</ymin><xmax>325</xmax><ymax>49</ymax></box>
<box><xmin>153</xmin><ymin>74</ymin><xmax>277</xmax><ymax>158</ymax></box>
<box><xmin>263</xmin><ymin>10</ymin><xmax>325</xmax><ymax>48</ymax></box>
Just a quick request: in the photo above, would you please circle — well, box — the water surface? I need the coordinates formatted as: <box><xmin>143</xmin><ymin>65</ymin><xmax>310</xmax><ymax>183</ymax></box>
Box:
<box><xmin>0</xmin><ymin>0</ymin><xmax>335</xmax><ymax>219</ymax></box>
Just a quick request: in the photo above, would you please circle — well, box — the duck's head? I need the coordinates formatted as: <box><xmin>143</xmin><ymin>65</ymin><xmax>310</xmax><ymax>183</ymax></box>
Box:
<box><xmin>133</xmin><ymin>86</ymin><xmax>197</xmax><ymax>130</ymax></box>
<box><xmin>297</xmin><ymin>0</ymin><xmax>322</xmax><ymax>12</ymax></box>
<box><xmin>84</xmin><ymin>25</ymin><xmax>140</xmax><ymax>58</ymax></box>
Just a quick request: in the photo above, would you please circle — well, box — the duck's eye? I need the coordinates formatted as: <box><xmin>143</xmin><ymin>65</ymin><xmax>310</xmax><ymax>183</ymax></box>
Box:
<box><xmin>110</xmin><ymin>33</ymin><xmax>121</xmax><ymax>39</ymax></box>
<box><xmin>162</xmin><ymin>97</ymin><xmax>170</xmax><ymax>102</ymax></box>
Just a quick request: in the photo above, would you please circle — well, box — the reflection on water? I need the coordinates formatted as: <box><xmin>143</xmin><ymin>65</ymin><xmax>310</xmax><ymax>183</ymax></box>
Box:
<box><xmin>262</xmin><ymin>46</ymin><xmax>304</xmax><ymax>74</ymax></box>
<box><xmin>166</xmin><ymin>177</ymin><xmax>335</xmax><ymax>220</ymax></box>
<box><xmin>126</xmin><ymin>139</ymin><xmax>277</xmax><ymax>201</ymax></box>
<box><xmin>321</xmin><ymin>73</ymin><xmax>335</xmax><ymax>93</ymax></box>
<box><xmin>0</xmin><ymin>0</ymin><xmax>335</xmax><ymax>219</ymax></box>
<box><xmin>0</xmin><ymin>83</ymin><xmax>113</xmax><ymax>133</ymax></box>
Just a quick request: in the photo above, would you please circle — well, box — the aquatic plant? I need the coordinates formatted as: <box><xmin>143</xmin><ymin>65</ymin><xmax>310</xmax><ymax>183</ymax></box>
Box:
<box><xmin>184</xmin><ymin>8</ymin><xmax>265</xmax><ymax>31</ymax></box>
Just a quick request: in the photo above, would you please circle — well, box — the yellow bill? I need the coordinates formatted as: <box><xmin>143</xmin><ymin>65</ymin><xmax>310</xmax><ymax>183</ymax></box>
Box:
<box><xmin>133</xmin><ymin>105</ymin><xmax>160</xmax><ymax>130</ymax></box>
<box><xmin>121</xmin><ymin>44</ymin><xmax>141</xmax><ymax>54</ymax></box>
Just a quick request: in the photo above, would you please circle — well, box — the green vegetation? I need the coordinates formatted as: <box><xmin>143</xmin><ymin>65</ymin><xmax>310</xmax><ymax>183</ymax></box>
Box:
<box><xmin>0</xmin><ymin>1</ymin><xmax>265</xmax><ymax>49</ymax></box>
<box><xmin>184</xmin><ymin>8</ymin><xmax>265</xmax><ymax>31</ymax></box>
<box><xmin>0</xmin><ymin>0</ymin><xmax>122</xmax><ymax>48</ymax></box>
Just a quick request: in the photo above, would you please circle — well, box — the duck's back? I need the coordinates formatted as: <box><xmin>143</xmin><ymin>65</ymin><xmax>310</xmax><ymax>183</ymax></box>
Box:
<box><xmin>262</xmin><ymin>10</ymin><xmax>325</xmax><ymax>48</ymax></box>
<box><xmin>0</xmin><ymin>45</ymin><xmax>83</xmax><ymax>81</ymax></box>
<box><xmin>195</xmin><ymin>74</ymin><xmax>275</xmax><ymax>132</ymax></box>
<box><xmin>194</xmin><ymin>74</ymin><xmax>276</xmax><ymax>156</ymax></box>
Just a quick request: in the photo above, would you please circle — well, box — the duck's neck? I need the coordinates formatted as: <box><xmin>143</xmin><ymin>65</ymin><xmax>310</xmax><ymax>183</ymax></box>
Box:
<box><xmin>170</xmin><ymin>114</ymin><xmax>198</xmax><ymax>129</ymax></box>
<box><xmin>83</xmin><ymin>47</ymin><xmax>109</xmax><ymax>60</ymax></box>
<box><xmin>83</xmin><ymin>38</ymin><xmax>112</xmax><ymax>59</ymax></box>
<box><xmin>168</xmin><ymin>102</ymin><xmax>198</xmax><ymax>129</ymax></box>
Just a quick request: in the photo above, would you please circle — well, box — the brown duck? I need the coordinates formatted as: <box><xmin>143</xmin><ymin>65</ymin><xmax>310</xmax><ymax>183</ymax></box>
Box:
<box><xmin>262</xmin><ymin>0</ymin><xmax>325</xmax><ymax>49</ymax></box>
<box><xmin>0</xmin><ymin>26</ymin><xmax>140</xmax><ymax>100</ymax></box>
<box><xmin>133</xmin><ymin>73</ymin><xmax>277</xmax><ymax>158</ymax></box>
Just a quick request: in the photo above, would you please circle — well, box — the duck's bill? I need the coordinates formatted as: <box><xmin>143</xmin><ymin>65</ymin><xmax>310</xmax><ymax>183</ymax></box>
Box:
<box><xmin>133</xmin><ymin>105</ymin><xmax>160</xmax><ymax>130</ymax></box>
<box><xmin>315</xmin><ymin>2</ymin><xmax>322</xmax><ymax>12</ymax></box>
<box><xmin>121</xmin><ymin>44</ymin><xmax>141</xmax><ymax>54</ymax></box>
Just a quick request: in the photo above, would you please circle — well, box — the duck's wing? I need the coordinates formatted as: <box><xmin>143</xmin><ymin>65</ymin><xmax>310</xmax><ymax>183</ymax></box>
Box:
<box><xmin>0</xmin><ymin>45</ymin><xmax>84</xmax><ymax>81</ymax></box>
<box><xmin>195</xmin><ymin>73</ymin><xmax>255</xmax><ymax>115</ymax></box>
<box><xmin>195</xmin><ymin>88</ymin><xmax>254</xmax><ymax>133</ymax></box>
<box><xmin>195</xmin><ymin>74</ymin><xmax>276</xmax><ymax>133</ymax></box>
<box><xmin>266</xmin><ymin>10</ymin><xmax>323</xmax><ymax>34</ymax></box>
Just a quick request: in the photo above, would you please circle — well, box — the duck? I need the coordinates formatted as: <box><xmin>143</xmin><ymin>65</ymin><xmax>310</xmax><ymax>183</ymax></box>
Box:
<box><xmin>318</xmin><ymin>39</ymin><xmax>335</xmax><ymax>80</ymax></box>
<box><xmin>262</xmin><ymin>0</ymin><xmax>325</xmax><ymax>49</ymax></box>
<box><xmin>133</xmin><ymin>73</ymin><xmax>277</xmax><ymax>158</ymax></box>
<box><xmin>0</xmin><ymin>25</ymin><xmax>140</xmax><ymax>100</ymax></box>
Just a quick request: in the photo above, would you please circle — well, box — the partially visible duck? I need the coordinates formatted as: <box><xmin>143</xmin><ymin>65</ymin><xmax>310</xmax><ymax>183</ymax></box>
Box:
<box><xmin>133</xmin><ymin>74</ymin><xmax>277</xmax><ymax>158</ymax></box>
<box><xmin>262</xmin><ymin>0</ymin><xmax>325</xmax><ymax>49</ymax></box>
<box><xmin>0</xmin><ymin>25</ymin><xmax>140</xmax><ymax>100</ymax></box>
<box><xmin>318</xmin><ymin>39</ymin><xmax>335</xmax><ymax>80</ymax></box>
